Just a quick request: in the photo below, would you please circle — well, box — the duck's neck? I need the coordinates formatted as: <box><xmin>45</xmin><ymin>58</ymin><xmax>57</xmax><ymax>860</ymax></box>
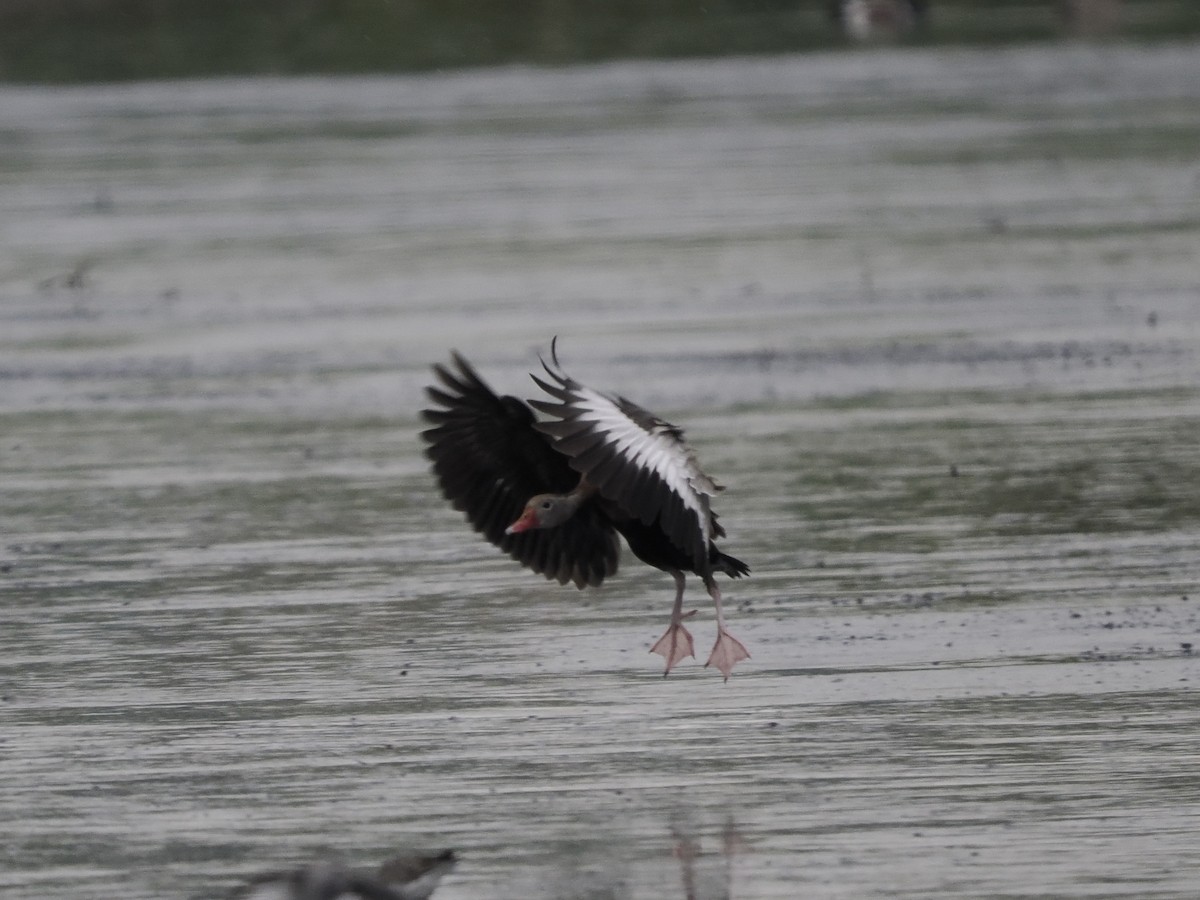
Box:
<box><xmin>562</xmin><ymin>478</ymin><xmax>597</xmax><ymax>514</ymax></box>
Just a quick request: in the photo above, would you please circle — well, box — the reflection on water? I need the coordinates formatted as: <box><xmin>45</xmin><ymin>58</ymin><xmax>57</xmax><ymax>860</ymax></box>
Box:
<box><xmin>2</xmin><ymin>40</ymin><xmax>1200</xmax><ymax>900</ymax></box>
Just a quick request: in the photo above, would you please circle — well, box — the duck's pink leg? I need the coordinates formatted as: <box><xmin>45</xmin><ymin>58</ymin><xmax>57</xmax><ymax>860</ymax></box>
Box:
<box><xmin>650</xmin><ymin>571</ymin><xmax>695</xmax><ymax>674</ymax></box>
<box><xmin>703</xmin><ymin>575</ymin><xmax>750</xmax><ymax>680</ymax></box>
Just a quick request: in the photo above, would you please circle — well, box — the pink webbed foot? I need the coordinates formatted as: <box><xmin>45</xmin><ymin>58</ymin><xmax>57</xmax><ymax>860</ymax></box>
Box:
<box><xmin>705</xmin><ymin>627</ymin><xmax>750</xmax><ymax>680</ymax></box>
<box><xmin>650</xmin><ymin>611</ymin><xmax>697</xmax><ymax>675</ymax></box>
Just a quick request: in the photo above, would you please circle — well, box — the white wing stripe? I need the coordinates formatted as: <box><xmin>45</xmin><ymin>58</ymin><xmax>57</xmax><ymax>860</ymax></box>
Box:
<box><xmin>544</xmin><ymin>380</ymin><xmax>714</xmax><ymax>549</ymax></box>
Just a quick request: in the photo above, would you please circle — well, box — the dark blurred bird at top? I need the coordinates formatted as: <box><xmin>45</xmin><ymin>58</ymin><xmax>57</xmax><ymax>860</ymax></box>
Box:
<box><xmin>832</xmin><ymin>0</ymin><xmax>928</xmax><ymax>41</ymax></box>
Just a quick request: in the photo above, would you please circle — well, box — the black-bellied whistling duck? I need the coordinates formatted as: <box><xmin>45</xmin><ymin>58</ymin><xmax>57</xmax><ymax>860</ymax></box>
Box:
<box><xmin>420</xmin><ymin>339</ymin><xmax>750</xmax><ymax>678</ymax></box>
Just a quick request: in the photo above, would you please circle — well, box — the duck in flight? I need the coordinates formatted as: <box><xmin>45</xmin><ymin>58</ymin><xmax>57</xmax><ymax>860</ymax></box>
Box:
<box><xmin>420</xmin><ymin>339</ymin><xmax>750</xmax><ymax>678</ymax></box>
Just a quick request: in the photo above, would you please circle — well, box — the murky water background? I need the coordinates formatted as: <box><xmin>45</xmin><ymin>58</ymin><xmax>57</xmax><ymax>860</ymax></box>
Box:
<box><xmin>3</xmin><ymin>41</ymin><xmax>1200</xmax><ymax>899</ymax></box>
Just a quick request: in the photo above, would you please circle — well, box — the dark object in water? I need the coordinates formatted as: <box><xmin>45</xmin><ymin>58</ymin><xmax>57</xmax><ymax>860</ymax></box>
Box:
<box><xmin>234</xmin><ymin>850</ymin><xmax>457</xmax><ymax>900</ymax></box>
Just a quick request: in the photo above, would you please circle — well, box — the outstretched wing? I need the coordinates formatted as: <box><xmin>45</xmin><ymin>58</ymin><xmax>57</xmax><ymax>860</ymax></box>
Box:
<box><xmin>527</xmin><ymin>345</ymin><xmax>722</xmax><ymax>573</ymax></box>
<box><xmin>420</xmin><ymin>352</ymin><xmax>620</xmax><ymax>588</ymax></box>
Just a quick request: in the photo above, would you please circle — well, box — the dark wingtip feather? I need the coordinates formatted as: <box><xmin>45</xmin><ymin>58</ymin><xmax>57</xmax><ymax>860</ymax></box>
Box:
<box><xmin>530</xmin><ymin>372</ymin><xmax>573</xmax><ymax>403</ymax></box>
<box><xmin>538</xmin><ymin>336</ymin><xmax>571</xmax><ymax>388</ymax></box>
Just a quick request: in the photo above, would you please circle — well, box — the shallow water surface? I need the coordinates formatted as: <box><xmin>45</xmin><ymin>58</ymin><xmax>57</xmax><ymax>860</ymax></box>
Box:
<box><xmin>2</xmin><ymin>42</ymin><xmax>1200</xmax><ymax>900</ymax></box>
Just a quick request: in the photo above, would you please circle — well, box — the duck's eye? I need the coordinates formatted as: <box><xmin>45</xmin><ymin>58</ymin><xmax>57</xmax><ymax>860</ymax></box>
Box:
<box><xmin>540</xmin><ymin>500</ymin><xmax>553</xmax><ymax>510</ymax></box>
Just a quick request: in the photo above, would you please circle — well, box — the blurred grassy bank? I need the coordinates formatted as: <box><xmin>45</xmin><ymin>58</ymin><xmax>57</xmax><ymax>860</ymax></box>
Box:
<box><xmin>1</xmin><ymin>0</ymin><xmax>1199</xmax><ymax>83</ymax></box>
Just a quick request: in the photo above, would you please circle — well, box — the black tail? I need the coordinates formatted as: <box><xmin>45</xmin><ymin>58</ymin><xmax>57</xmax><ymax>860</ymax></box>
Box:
<box><xmin>712</xmin><ymin>548</ymin><xmax>750</xmax><ymax>579</ymax></box>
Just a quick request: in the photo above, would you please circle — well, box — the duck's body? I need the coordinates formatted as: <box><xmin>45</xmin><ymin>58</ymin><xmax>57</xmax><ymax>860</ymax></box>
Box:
<box><xmin>420</xmin><ymin>340</ymin><xmax>749</xmax><ymax>678</ymax></box>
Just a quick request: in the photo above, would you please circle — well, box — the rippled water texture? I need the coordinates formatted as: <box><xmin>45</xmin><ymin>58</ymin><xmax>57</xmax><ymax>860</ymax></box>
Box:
<box><xmin>3</xmin><ymin>41</ymin><xmax>1200</xmax><ymax>899</ymax></box>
